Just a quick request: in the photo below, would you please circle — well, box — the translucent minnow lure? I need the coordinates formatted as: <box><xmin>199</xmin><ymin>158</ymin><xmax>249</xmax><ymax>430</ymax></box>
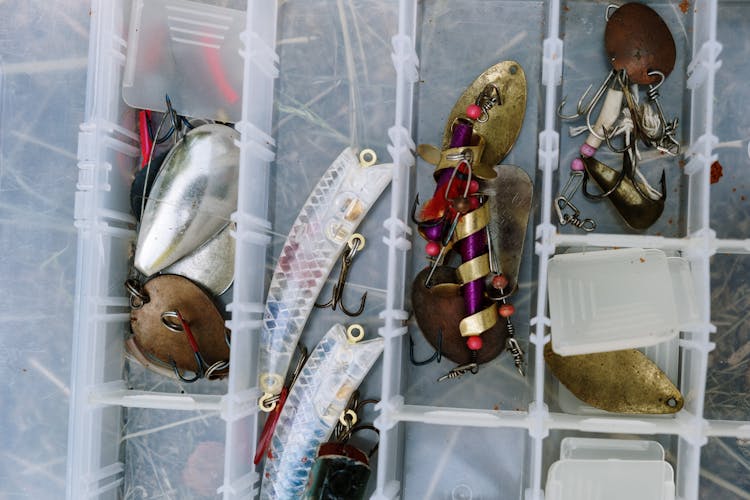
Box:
<box><xmin>259</xmin><ymin>324</ymin><xmax>384</xmax><ymax>500</ymax></box>
<box><xmin>258</xmin><ymin>148</ymin><xmax>392</xmax><ymax>402</ymax></box>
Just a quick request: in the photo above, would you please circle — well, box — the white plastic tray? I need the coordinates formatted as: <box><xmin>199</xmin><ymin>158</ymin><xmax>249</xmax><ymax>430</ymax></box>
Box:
<box><xmin>64</xmin><ymin>0</ymin><xmax>750</xmax><ymax>499</ymax></box>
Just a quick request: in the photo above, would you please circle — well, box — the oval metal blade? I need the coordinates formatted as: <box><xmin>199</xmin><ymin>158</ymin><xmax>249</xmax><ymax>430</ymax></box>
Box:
<box><xmin>135</xmin><ymin>123</ymin><xmax>239</xmax><ymax>276</ymax></box>
<box><xmin>485</xmin><ymin>165</ymin><xmax>533</xmax><ymax>297</ymax></box>
<box><xmin>442</xmin><ymin>61</ymin><xmax>527</xmax><ymax>172</ymax></box>
<box><xmin>163</xmin><ymin>222</ymin><xmax>235</xmax><ymax>296</ymax></box>
<box><xmin>544</xmin><ymin>343</ymin><xmax>683</xmax><ymax>414</ymax></box>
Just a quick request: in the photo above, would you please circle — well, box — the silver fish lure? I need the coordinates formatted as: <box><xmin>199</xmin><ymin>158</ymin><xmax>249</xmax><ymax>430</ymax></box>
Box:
<box><xmin>258</xmin><ymin>148</ymin><xmax>392</xmax><ymax>400</ymax></box>
<box><xmin>135</xmin><ymin>123</ymin><xmax>239</xmax><ymax>276</ymax></box>
<box><xmin>259</xmin><ymin>324</ymin><xmax>384</xmax><ymax>500</ymax></box>
<box><xmin>163</xmin><ymin>222</ymin><xmax>235</xmax><ymax>296</ymax></box>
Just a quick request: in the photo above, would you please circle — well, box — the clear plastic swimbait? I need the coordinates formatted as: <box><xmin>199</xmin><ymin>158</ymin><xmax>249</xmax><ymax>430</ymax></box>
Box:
<box><xmin>258</xmin><ymin>148</ymin><xmax>392</xmax><ymax>399</ymax></box>
<box><xmin>259</xmin><ymin>324</ymin><xmax>384</xmax><ymax>500</ymax></box>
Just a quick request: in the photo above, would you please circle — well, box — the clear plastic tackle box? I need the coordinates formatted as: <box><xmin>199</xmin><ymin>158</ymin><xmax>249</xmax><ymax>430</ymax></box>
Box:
<box><xmin>2</xmin><ymin>0</ymin><xmax>749</xmax><ymax>498</ymax></box>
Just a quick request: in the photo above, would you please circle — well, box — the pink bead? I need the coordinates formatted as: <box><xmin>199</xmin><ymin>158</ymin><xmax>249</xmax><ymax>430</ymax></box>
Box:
<box><xmin>469</xmin><ymin>196</ymin><xmax>480</xmax><ymax>210</ymax></box>
<box><xmin>499</xmin><ymin>304</ymin><xmax>515</xmax><ymax>318</ymax></box>
<box><xmin>580</xmin><ymin>143</ymin><xmax>597</xmax><ymax>157</ymax></box>
<box><xmin>466</xmin><ymin>336</ymin><xmax>483</xmax><ymax>350</ymax></box>
<box><xmin>468</xmin><ymin>180</ymin><xmax>480</xmax><ymax>194</ymax></box>
<box><xmin>571</xmin><ymin>158</ymin><xmax>585</xmax><ymax>172</ymax></box>
<box><xmin>425</xmin><ymin>241</ymin><xmax>441</xmax><ymax>257</ymax></box>
<box><xmin>466</xmin><ymin>104</ymin><xmax>482</xmax><ymax>120</ymax></box>
<box><xmin>492</xmin><ymin>274</ymin><xmax>509</xmax><ymax>290</ymax></box>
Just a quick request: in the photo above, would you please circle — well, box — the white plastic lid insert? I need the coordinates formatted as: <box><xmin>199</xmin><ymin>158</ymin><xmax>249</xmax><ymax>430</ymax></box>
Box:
<box><xmin>547</xmin><ymin>438</ymin><xmax>675</xmax><ymax>500</ymax></box>
<box><xmin>548</xmin><ymin>248</ymin><xmax>681</xmax><ymax>355</ymax></box>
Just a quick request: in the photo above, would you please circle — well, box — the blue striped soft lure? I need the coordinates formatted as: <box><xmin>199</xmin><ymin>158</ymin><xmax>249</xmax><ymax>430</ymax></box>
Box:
<box><xmin>259</xmin><ymin>324</ymin><xmax>384</xmax><ymax>500</ymax></box>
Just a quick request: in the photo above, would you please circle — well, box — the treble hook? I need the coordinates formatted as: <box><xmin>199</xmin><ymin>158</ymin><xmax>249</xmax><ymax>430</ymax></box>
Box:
<box><xmin>315</xmin><ymin>234</ymin><xmax>368</xmax><ymax>316</ymax></box>
<box><xmin>558</xmin><ymin>70</ymin><xmax>616</xmax><ymax>121</ymax></box>
<box><xmin>161</xmin><ymin>310</ymin><xmax>206</xmax><ymax>383</ymax></box>
<box><xmin>409</xmin><ymin>329</ymin><xmax>443</xmax><ymax>365</ymax></box>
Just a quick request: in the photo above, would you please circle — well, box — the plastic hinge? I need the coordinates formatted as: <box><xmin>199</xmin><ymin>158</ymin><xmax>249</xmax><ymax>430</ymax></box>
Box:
<box><xmin>684</xmin><ymin>133</ymin><xmax>718</xmax><ymax>175</ymax></box>
<box><xmin>374</xmin><ymin>395</ymin><xmax>404</xmax><ymax>431</ymax></box>
<box><xmin>380</xmin><ymin>308</ymin><xmax>409</xmax><ymax>322</ymax></box>
<box><xmin>678</xmin><ymin>337</ymin><xmax>716</xmax><ymax>354</ymax></box>
<box><xmin>537</xmin><ymin>129</ymin><xmax>560</xmax><ymax>172</ymax></box>
<box><xmin>225</xmin><ymin>318</ymin><xmax>263</xmax><ymax>331</ymax></box>
<box><xmin>535</xmin><ymin>222</ymin><xmax>556</xmax><ymax>243</ymax></box>
<box><xmin>73</xmin><ymin>219</ymin><xmax>130</xmax><ymax>238</ymax></box>
<box><xmin>685</xmin><ymin>228</ymin><xmax>717</xmax><ymax>259</ymax></box>
<box><xmin>387</xmin><ymin>125</ymin><xmax>416</xmax><ymax>169</ymax></box>
<box><xmin>110</xmin><ymin>33</ymin><xmax>127</xmax><ymax>65</ymax></box>
<box><xmin>527</xmin><ymin>401</ymin><xmax>550</xmax><ymax>439</ymax></box>
<box><xmin>529</xmin><ymin>315</ymin><xmax>551</xmax><ymax>328</ymax></box>
<box><xmin>391</xmin><ymin>34</ymin><xmax>419</xmax><ymax>84</ymax></box>
<box><xmin>235</xmin><ymin>119</ymin><xmax>275</xmax><ymax>147</ymax></box>
<box><xmin>687</xmin><ymin>40</ymin><xmax>723</xmax><ymax>90</ymax></box>
<box><xmin>226</xmin><ymin>301</ymin><xmax>265</xmax><ymax>314</ymax></box>
<box><xmin>535</xmin><ymin>223</ymin><xmax>556</xmax><ymax>256</ymax></box>
<box><xmin>84</xmin><ymin>462</ymin><xmax>124</xmax><ymax>490</ymax></box>
<box><xmin>240</xmin><ymin>30</ymin><xmax>279</xmax><ymax>79</ymax></box>
<box><xmin>382</xmin><ymin>217</ymin><xmax>412</xmax><ymax>252</ymax></box>
<box><xmin>79</xmin><ymin>120</ymin><xmax>139</xmax><ymax>158</ymax></box>
<box><xmin>220</xmin><ymin>387</ymin><xmax>261</xmax><ymax>422</ymax></box>
<box><xmin>217</xmin><ymin>471</ymin><xmax>257</xmax><ymax>496</ymax></box>
<box><xmin>230</xmin><ymin>211</ymin><xmax>272</xmax><ymax>246</ymax></box>
<box><xmin>234</xmin><ymin>136</ymin><xmax>275</xmax><ymax>163</ymax></box>
<box><xmin>529</xmin><ymin>317</ymin><xmax>551</xmax><ymax>344</ymax></box>
<box><xmin>87</xmin><ymin>380</ymin><xmax>127</xmax><ymax>408</ymax></box>
<box><xmin>675</xmin><ymin>412</ymin><xmax>708</xmax><ymax>447</ymax></box>
<box><xmin>371</xmin><ymin>481</ymin><xmax>402</xmax><ymax>500</ymax></box>
<box><xmin>542</xmin><ymin>37</ymin><xmax>563</xmax><ymax>86</ymax></box>
<box><xmin>378</xmin><ymin>325</ymin><xmax>407</xmax><ymax>340</ymax></box>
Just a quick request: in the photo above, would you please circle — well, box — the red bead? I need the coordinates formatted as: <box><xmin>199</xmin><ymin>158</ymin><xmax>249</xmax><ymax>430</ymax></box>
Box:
<box><xmin>499</xmin><ymin>304</ymin><xmax>515</xmax><ymax>318</ymax></box>
<box><xmin>468</xmin><ymin>180</ymin><xmax>480</xmax><ymax>194</ymax></box>
<box><xmin>469</xmin><ymin>196</ymin><xmax>480</xmax><ymax>210</ymax></box>
<box><xmin>492</xmin><ymin>274</ymin><xmax>509</xmax><ymax>290</ymax></box>
<box><xmin>466</xmin><ymin>104</ymin><xmax>482</xmax><ymax>120</ymax></box>
<box><xmin>425</xmin><ymin>241</ymin><xmax>441</xmax><ymax>257</ymax></box>
<box><xmin>466</xmin><ymin>335</ymin><xmax>483</xmax><ymax>350</ymax></box>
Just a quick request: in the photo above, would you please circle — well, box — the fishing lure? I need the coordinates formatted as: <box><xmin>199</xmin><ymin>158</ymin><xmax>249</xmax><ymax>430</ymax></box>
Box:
<box><xmin>162</xmin><ymin>223</ymin><xmax>235</xmax><ymax>296</ymax></box>
<box><xmin>258</xmin><ymin>148</ymin><xmax>392</xmax><ymax>406</ymax></box>
<box><xmin>259</xmin><ymin>324</ymin><xmax>384</xmax><ymax>499</ymax></box>
<box><xmin>304</xmin><ymin>392</ymin><xmax>379</xmax><ymax>500</ymax></box>
<box><xmin>412</xmin><ymin>61</ymin><xmax>529</xmax><ymax>379</ymax></box>
<box><xmin>558</xmin><ymin>2</ymin><xmax>678</xmax><ymax>230</ymax></box>
<box><xmin>544</xmin><ymin>344</ymin><xmax>683</xmax><ymax>414</ymax></box>
<box><xmin>135</xmin><ymin>122</ymin><xmax>239</xmax><ymax>276</ymax></box>
<box><xmin>126</xmin><ymin>274</ymin><xmax>230</xmax><ymax>381</ymax></box>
